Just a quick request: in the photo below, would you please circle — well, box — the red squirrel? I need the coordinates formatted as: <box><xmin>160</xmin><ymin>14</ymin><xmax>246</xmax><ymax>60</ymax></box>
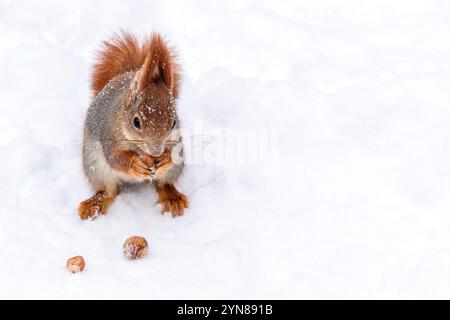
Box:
<box><xmin>78</xmin><ymin>32</ymin><xmax>188</xmax><ymax>220</ymax></box>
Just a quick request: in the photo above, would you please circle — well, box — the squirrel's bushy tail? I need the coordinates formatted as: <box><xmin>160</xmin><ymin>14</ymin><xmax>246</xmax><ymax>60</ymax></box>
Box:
<box><xmin>91</xmin><ymin>32</ymin><xmax>145</xmax><ymax>96</ymax></box>
<box><xmin>91</xmin><ymin>32</ymin><xmax>180</xmax><ymax>98</ymax></box>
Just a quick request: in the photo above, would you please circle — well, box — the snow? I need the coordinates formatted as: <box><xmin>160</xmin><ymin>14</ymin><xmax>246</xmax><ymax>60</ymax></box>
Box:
<box><xmin>1</xmin><ymin>0</ymin><xmax>450</xmax><ymax>299</ymax></box>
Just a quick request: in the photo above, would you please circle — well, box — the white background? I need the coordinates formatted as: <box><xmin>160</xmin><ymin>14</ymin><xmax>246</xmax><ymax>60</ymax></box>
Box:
<box><xmin>1</xmin><ymin>0</ymin><xmax>450</xmax><ymax>299</ymax></box>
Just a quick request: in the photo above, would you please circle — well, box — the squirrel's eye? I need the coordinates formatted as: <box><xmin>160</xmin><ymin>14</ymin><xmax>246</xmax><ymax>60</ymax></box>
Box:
<box><xmin>171</xmin><ymin>119</ymin><xmax>177</xmax><ymax>129</ymax></box>
<box><xmin>132</xmin><ymin>116</ymin><xmax>141</xmax><ymax>130</ymax></box>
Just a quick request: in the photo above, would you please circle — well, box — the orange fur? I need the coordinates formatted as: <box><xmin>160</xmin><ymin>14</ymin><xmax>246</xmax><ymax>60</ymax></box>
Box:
<box><xmin>91</xmin><ymin>32</ymin><xmax>181</xmax><ymax>98</ymax></box>
<box><xmin>78</xmin><ymin>191</ymin><xmax>116</xmax><ymax>220</ymax></box>
<box><xmin>156</xmin><ymin>183</ymin><xmax>189</xmax><ymax>217</ymax></box>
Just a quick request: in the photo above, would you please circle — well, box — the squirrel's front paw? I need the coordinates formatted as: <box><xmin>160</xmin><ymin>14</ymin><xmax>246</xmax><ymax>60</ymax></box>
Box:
<box><xmin>154</xmin><ymin>152</ymin><xmax>174</xmax><ymax>177</ymax></box>
<box><xmin>129</xmin><ymin>155</ymin><xmax>154</xmax><ymax>179</ymax></box>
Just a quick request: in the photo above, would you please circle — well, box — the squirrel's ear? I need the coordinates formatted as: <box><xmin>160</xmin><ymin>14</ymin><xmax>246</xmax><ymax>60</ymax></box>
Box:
<box><xmin>136</xmin><ymin>33</ymin><xmax>175</xmax><ymax>93</ymax></box>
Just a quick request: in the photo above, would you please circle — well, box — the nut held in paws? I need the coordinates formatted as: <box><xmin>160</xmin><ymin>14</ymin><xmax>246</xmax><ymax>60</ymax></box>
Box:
<box><xmin>123</xmin><ymin>236</ymin><xmax>149</xmax><ymax>260</ymax></box>
<box><xmin>66</xmin><ymin>255</ymin><xmax>85</xmax><ymax>273</ymax></box>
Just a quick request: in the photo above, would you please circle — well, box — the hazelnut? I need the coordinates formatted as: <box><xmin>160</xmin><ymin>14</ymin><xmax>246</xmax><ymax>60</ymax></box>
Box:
<box><xmin>66</xmin><ymin>255</ymin><xmax>85</xmax><ymax>273</ymax></box>
<box><xmin>122</xmin><ymin>236</ymin><xmax>149</xmax><ymax>260</ymax></box>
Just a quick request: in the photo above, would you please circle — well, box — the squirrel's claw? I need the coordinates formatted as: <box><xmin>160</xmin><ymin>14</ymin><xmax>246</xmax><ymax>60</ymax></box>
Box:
<box><xmin>156</xmin><ymin>184</ymin><xmax>189</xmax><ymax>217</ymax></box>
<box><xmin>129</xmin><ymin>156</ymin><xmax>154</xmax><ymax>180</ymax></box>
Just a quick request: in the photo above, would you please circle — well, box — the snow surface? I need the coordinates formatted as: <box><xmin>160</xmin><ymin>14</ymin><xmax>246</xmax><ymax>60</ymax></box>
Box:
<box><xmin>1</xmin><ymin>0</ymin><xmax>450</xmax><ymax>299</ymax></box>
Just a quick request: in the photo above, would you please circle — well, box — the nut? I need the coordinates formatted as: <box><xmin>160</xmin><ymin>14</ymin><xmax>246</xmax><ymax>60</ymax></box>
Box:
<box><xmin>122</xmin><ymin>236</ymin><xmax>149</xmax><ymax>260</ymax></box>
<box><xmin>66</xmin><ymin>255</ymin><xmax>85</xmax><ymax>273</ymax></box>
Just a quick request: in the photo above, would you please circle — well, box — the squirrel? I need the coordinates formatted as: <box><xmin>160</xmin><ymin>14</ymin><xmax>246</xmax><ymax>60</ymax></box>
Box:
<box><xmin>78</xmin><ymin>32</ymin><xmax>189</xmax><ymax>220</ymax></box>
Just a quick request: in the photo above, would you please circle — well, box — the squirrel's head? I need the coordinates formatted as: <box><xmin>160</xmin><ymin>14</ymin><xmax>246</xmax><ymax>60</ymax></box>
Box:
<box><xmin>121</xmin><ymin>34</ymin><xmax>181</xmax><ymax>157</ymax></box>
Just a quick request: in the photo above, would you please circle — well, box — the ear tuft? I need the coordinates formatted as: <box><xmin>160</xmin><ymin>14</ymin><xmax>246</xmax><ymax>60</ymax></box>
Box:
<box><xmin>134</xmin><ymin>33</ymin><xmax>180</xmax><ymax>96</ymax></box>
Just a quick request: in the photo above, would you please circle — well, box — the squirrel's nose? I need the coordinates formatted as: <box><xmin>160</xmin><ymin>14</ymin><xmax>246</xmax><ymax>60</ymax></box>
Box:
<box><xmin>148</xmin><ymin>143</ymin><xmax>164</xmax><ymax>157</ymax></box>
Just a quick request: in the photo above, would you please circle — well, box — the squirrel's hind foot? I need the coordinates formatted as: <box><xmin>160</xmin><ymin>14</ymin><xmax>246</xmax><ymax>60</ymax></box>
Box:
<box><xmin>156</xmin><ymin>183</ymin><xmax>189</xmax><ymax>217</ymax></box>
<box><xmin>78</xmin><ymin>191</ymin><xmax>116</xmax><ymax>220</ymax></box>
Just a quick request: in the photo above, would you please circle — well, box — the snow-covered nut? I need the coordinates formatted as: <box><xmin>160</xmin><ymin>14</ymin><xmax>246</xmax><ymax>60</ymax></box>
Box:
<box><xmin>122</xmin><ymin>236</ymin><xmax>149</xmax><ymax>260</ymax></box>
<box><xmin>66</xmin><ymin>256</ymin><xmax>85</xmax><ymax>273</ymax></box>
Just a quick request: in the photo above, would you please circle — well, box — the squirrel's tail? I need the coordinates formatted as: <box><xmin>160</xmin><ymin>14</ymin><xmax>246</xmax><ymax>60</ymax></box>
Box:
<box><xmin>91</xmin><ymin>32</ymin><xmax>181</xmax><ymax>99</ymax></box>
<box><xmin>91</xmin><ymin>32</ymin><xmax>146</xmax><ymax>97</ymax></box>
